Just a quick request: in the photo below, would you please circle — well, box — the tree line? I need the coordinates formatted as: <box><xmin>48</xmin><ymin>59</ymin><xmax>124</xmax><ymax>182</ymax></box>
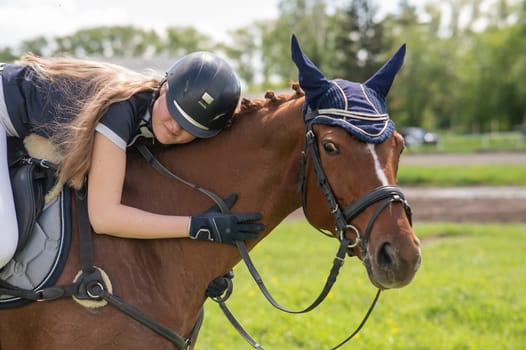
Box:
<box><xmin>1</xmin><ymin>0</ymin><xmax>524</xmax><ymax>132</ymax></box>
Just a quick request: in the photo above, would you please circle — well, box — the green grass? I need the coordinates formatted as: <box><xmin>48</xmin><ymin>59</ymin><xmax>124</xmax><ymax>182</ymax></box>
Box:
<box><xmin>404</xmin><ymin>132</ymin><xmax>526</xmax><ymax>153</ymax></box>
<box><xmin>197</xmin><ymin>221</ymin><xmax>526</xmax><ymax>349</ymax></box>
<box><xmin>397</xmin><ymin>164</ymin><xmax>526</xmax><ymax>186</ymax></box>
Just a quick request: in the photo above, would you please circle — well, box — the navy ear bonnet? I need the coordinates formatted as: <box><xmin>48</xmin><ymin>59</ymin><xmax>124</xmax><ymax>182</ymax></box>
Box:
<box><xmin>291</xmin><ymin>34</ymin><xmax>405</xmax><ymax>144</ymax></box>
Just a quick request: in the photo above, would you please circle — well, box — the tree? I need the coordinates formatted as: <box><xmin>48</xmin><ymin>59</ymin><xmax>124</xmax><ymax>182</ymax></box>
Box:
<box><xmin>53</xmin><ymin>26</ymin><xmax>161</xmax><ymax>57</ymax></box>
<box><xmin>331</xmin><ymin>0</ymin><xmax>386</xmax><ymax>82</ymax></box>
<box><xmin>256</xmin><ymin>0</ymin><xmax>330</xmax><ymax>89</ymax></box>
<box><xmin>0</xmin><ymin>47</ymin><xmax>17</xmax><ymax>62</ymax></box>
<box><xmin>20</xmin><ymin>36</ymin><xmax>51</xmax><ymax>56</ymax></box>
<box><xmin>164</xmin><ymin>27</ymin><xmax>215</xmax><ymax>57</ymax></box>
<box><xmin>2</xmin><ymin>0</ymin><xmax>524</xmax><ymax>131</ymax></box>
<box><xmin>218</xmin><ymin>26</ymin><xmax>261</xmax><ymax>88</ymax></box>
<box><xmin>381</xmin><ymin>2</ymin><xmax>436</xmax><ymax>128</ymax></box>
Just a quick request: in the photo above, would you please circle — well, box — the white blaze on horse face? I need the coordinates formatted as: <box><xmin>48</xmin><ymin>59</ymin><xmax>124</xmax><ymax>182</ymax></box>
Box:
<box><xmin>367</xmin><ymin>144</ymin><xmax>389</xmax><ymax>186</ymax></box>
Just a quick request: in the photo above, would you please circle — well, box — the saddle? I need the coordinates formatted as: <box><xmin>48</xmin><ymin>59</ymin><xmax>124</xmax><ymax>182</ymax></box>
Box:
<box><xmin>7</xmin><ymin>137</ymin><xmax>57</xmax><ymax>250</ymax></box>
<box><xmin>1</xmin><ymin>135</ymin><xmax>71</xmax><ymax>308</ymax></box>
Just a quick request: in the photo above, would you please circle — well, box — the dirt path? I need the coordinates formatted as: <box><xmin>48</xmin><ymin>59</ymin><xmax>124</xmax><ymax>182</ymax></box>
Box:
<box><xmin>285</xmin><ymin>193</ymin><xmax>526</xmax><ymax>223</ymax></box>
<box><xmin>403</xmin><ymin>186</ymin><xmax>526</xmax><ymax>222</ymax></box>
<box><xmin>402</xmin><ymin>152</ymin><xmax>525</xmax><ymax>222</ymax></box>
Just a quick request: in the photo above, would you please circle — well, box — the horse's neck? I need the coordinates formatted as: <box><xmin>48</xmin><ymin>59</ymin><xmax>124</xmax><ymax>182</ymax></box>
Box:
<box><xmin>94</xmin><ymin>97</ymin><xmax>308</xmax><ymax>330</ymax></box>
<box><xmin>128</xmin><ymin>97</ymin><xmax>307</xmax><ymax>229</ymax></box>
<box><xmin>236</xmin><ymin>98</ymin><xmax>306</xmax><ymax>227</ymax></box>
<box><xmin>119</xmin><ymin>96</ymin><xmax>305</xmax><ymax>280</ymax></box>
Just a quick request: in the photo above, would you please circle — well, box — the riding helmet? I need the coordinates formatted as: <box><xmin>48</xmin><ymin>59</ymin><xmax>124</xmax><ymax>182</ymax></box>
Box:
<box><xmin>164</xmin><ymin>52</ymin><xmax>241</xmax><ymax>138</ymax></box>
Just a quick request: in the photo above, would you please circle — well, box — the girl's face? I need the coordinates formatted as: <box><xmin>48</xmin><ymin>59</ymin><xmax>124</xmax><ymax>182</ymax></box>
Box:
<box><xmin>151</xmin><ymin>84</ymin><xmax>196</xmax><ymax>145</ymax></box>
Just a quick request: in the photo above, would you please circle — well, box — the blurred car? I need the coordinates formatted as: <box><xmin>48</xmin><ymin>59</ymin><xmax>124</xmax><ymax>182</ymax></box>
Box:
<box><xmin>399</xmin><ymin>127</ymin><xmax>439</xmax><ymax>146</ymax></box>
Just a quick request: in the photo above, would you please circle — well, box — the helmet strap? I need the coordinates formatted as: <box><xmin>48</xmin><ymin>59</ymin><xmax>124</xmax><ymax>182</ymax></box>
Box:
<box><xmin>148</xmin><ymin>77</ymin><xmax>167</xmax><ymax>116</ymax></box>
<box><xmin>144</xmin><ymin>77</ymin><xmax>169</xmax><ymax>145</ymax></box>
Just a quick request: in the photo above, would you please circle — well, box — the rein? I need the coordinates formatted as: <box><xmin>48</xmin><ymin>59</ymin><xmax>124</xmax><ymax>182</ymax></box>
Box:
<box><xmin>0</xmin><ymin>126</ymin><xmax>412</xmax><ymax>349</ymax></box>
<box><xmin>136</xmin><ymin>145</ymin><xmax>351</xmax><ymax>315</ymax></box>
<box><xmin>133</xmin><ymin>119</ymin><xmax>412</xmax><ymax>349</ymax></box>
<box><xmin>135</xmin><ymin>145</ymin><xmax>230</xmax><ymax>213</ymax></box>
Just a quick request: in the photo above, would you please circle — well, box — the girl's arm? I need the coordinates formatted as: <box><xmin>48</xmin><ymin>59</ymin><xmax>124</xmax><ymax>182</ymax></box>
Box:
<box><xmin>87</xmin><ymin>132</ymin><xmax>190</xmax><ymax>239</ymax></box>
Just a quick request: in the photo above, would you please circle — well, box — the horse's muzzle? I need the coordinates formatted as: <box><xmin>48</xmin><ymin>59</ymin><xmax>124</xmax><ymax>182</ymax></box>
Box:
<box><xmin>364</xmin><ymin>236</ymin><xmax>422</xmax><ymax>289</ymax></box>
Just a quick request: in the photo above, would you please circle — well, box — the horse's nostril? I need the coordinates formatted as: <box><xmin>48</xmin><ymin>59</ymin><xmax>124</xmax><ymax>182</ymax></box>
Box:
<box><xmin>378</xmin><ymin>242</ymin><xmax>396</xmax><ymax>270</ymax></box>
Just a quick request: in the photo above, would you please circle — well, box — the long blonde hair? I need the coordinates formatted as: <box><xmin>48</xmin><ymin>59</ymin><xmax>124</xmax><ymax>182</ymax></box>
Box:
<box><xmin>18</xmin><ymin>54</ymin><xmax>161</xmax><ymax>188</ymax></box>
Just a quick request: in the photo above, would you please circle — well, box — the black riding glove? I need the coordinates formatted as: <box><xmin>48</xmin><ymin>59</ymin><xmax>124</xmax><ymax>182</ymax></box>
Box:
<box><xmin>188</xmin><ymin>194</ymin><xmax>265</xmax><ymax>245</ymax></box>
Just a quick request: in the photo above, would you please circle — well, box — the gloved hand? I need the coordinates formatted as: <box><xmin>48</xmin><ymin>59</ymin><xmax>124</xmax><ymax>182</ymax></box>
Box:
<box><xmin>188</xmin><ymin>194</ymin><xmax>265</xmax><ymax>245</ymax></box>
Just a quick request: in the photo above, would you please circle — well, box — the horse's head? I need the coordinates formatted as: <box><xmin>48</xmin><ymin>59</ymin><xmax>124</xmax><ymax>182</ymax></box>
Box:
<box><xmin>291</xmin><ymin>34</ymin><xmax>421</xmax><ymax>289</ymax></box>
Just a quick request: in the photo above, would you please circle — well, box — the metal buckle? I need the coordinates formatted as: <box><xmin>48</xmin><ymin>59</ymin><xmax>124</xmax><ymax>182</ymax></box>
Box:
<box><xmin>305</xmin><ymin>129</ymin><xmax>315</xmax><ymax>142</ymax></box>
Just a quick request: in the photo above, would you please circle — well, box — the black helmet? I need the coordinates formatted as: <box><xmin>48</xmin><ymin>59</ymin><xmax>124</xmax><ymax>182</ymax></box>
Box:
<box><xmin>164</xmin><ymin>52</ymin><xmax>241</xmax><ymax>138</ymax></box>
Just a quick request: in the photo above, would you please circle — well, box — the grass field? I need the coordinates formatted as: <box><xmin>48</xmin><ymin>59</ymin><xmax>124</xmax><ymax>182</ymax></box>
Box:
<box><xmin>397</xmin><ymin>164</ymin><xmax>526</xmax><ymax>186</ymax></box>
<box><xmin>197</xmin><ymin>221</ymin><xmax>526</xmax><ymax>349</ymax></box>
<box><xmin>404</xmin><ymin>132</ymin><xmax>526</xmax><ymax>153</ymax></box>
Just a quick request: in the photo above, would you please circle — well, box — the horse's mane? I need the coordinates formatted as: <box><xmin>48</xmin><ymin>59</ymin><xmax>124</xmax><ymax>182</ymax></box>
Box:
<box><xmin>235</xmin><ymin>82</ymin><xmax>304</xmax><ymax>117</ymax></box>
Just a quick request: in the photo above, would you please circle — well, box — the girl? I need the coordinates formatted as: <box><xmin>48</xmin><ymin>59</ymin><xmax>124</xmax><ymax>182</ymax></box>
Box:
<box><xmin>0</xmin><ymin>52</ymin><xmax>265</xmax><ymax>268</ymax></box>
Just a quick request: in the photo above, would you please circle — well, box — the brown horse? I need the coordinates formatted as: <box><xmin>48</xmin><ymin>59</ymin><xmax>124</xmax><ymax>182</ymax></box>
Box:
<box><xmin>0</xmin><ymin>36</ymin><xmax>421</xmax><ymax>349</ymax></box>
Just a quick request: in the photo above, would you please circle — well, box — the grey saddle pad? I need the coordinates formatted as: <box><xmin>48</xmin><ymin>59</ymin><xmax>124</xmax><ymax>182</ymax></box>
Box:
<box><xmin>0</xmin><ymin>187</ymin><xmax>72</xmax><ymax>308</ymax></box>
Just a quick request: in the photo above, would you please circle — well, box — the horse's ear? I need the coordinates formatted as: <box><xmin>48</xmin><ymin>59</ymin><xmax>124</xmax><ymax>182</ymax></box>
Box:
<box><xmin>364</xmin><ymin>44</ymin><xmax>406</xmax><ymax>98</ymax></box>
<box><xmin>291</xmin><ymin>34</ymin><xmax>332</xmax><ymax>106</ymax></box>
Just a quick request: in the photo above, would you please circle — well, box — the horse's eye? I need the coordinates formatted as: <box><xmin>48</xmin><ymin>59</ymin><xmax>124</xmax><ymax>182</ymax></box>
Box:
<box><xmin>322</xmin><ymin>141</ymin><xmax>340</xmax><ymax>155</ymax></box>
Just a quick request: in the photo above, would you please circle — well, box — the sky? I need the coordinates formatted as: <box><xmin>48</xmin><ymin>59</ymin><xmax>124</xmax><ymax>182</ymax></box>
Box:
<box><xmin>0</xmin><ymin>0</ymin><xmax>282</xmax><ymax>47</ymax></box>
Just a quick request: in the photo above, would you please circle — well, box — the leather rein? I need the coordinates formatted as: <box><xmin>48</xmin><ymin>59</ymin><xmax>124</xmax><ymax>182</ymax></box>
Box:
<box><xmin>0</xmin><ymin>123</ymin><xmax>412</xmax><ymax>349</ymax></box>
<box><xmin>132</xmin><ymin>112</ymin><xmax>413</xmax><ymax>349</ymax></box>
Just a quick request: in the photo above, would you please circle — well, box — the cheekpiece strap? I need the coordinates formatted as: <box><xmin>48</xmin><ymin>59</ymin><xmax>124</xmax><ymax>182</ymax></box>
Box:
<box><xmin>303</xmin><ymin>105</ymin><xmax>319</xmax><ymax>124</ymax></box>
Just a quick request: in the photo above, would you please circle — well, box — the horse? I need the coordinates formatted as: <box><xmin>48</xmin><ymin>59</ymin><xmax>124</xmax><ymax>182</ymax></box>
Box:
<box><xmin>0</xmin><ymin>35</ymin><xmax>421</xmax><ymax>349</ymax></box>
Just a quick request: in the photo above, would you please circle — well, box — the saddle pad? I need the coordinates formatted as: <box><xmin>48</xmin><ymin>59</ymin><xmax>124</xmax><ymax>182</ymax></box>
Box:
<box><xmin>0</xmin><ymin>187</ymin><xmax>72</xmax><ymax>308</ymax></box>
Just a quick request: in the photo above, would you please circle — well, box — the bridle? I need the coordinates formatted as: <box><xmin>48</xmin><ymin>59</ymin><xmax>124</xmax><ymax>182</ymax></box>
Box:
<box><xmin>299</xmin><ymin>114</ymin><xmax>413</xmax><ymax>259</ymax></box>
<box><xmin>220</xmin><ymin>111</ymin><xmax>413</xmax><ymax>348</ymax></box>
